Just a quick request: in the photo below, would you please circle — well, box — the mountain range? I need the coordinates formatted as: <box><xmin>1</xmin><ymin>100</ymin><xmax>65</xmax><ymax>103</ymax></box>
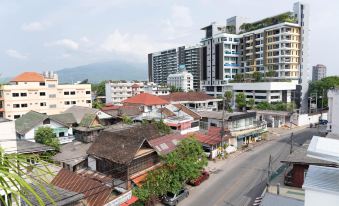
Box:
<box><xmin>56</xmin><ymin>61</ymin><xmax>148</xmax><ymax>83</ymax></box>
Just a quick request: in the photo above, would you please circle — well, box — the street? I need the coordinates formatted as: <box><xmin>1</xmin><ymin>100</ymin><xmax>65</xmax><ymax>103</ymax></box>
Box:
<box><xmin>180</xmin><ymin>127</ymin><xmax>318</xmax><ymax>206</ymax></box>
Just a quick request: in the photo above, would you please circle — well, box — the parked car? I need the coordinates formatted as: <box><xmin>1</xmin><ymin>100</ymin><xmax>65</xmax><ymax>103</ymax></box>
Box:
<box><xmin>162</xmin><ymin>188</ymin><xmax>189</xmax><ymax>206</ymax></box>
<box><xmin>319</xmin><ymin>119</ymin><xmax>328</xmax><ymax>125</ymax></box>
<box><xmin>188</xmin><ymin>171</ymin><xmax>210</xmax><ymax>186</ymax></box>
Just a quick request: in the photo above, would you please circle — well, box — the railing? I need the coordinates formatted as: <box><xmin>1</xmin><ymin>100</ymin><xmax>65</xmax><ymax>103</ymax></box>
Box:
<box><xmin>58</xmin><ymin>136</ymin><xmax>75</xmax><ymax>144</ymax></box>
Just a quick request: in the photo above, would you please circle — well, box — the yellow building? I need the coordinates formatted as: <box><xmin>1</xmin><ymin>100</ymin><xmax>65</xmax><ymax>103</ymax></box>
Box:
<box><xmin>0</xmin><ymin>71</ymin><xmax>92</xmax><ymax>120</ymax></box>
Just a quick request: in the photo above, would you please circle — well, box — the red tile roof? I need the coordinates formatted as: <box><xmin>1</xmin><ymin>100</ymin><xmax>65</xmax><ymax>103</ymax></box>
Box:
<box><xmin>193</xmin><ymin>127</ymin><xmax>230</xmax><ymax>145</ymax></box>
<box><xmin>11</xmin><ymin>72</ymin><xmax>45</xmax><ymax>82</ymax></box>
<box><xmin>149</xmin><ymin>133</ymin><xmax>189</xmax><ymax>155</ymax></box>
<box><xmin>123</xmin><ymin>93</ymin><xmax>169</xmax><ymax>106</ymax></box>
<box><xmin>160</xmin><ymin>92</ymin><xmax>216</xmax><ymax>102</ymax></box>
<box><xmin>51</xmin><ymin>169</ymin><xmax>112</xmax><ymax>206</ymax></box>
<box><xmin>120</xmin><ymin>196</ymin><xmax>138</xmax><ymax>206</ymax></box>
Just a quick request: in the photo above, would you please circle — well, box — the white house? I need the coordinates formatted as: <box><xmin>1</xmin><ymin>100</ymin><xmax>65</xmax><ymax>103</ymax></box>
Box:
<box><xmin>167</xmin><ymin>71</ymin><xmax>194</xmax><ymax>92</ymax></box>
<box><xmin>15</xmin><ymin>111</ymin><xmax>76</xmax><ymax>144</ymax></box>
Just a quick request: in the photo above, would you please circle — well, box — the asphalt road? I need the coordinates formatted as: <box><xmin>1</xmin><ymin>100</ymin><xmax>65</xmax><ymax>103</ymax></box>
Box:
<box><xmin>180</xmin><ymin>128</ymin><xmax>318</xmax><ymax>206</ymax></box>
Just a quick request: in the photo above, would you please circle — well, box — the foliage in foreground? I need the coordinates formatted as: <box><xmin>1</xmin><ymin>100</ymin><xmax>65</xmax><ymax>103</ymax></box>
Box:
<box><xmin>133</xmin><ymin>137</ymin><xmax>207</xmax><ymax>205</ymax></box>
<box><xmin>0</xmin><ymin>148</ymin><xmax>55</xmax><ymax>206</ymax></box>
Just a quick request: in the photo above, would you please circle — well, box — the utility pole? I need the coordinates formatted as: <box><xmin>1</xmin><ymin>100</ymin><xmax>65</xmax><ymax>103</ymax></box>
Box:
<box><xmin>266</xmin><ymin>154</ymin><xmax>272</xmax><ymax>191</ymax></box>
<box><xmin>290</xmin><ymin>132</ymin><xmax>294</xmax><ymax>154</ymax></box>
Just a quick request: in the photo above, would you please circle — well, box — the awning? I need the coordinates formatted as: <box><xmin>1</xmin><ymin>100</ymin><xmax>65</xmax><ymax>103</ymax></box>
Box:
<box><xmin>120</xmin><ymin>196</ymin><xmax>138</xmax><ymax>206</ymax></box>
<box><xmin>132</xmin><ymin>173</ymin><xmax>148</xmax><ymax>187</ymax></box>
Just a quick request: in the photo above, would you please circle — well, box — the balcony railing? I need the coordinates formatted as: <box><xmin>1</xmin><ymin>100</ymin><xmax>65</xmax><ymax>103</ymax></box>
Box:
<box><xmin>59</xmin><ymin>135</ymin><xmax>75</xmax><ymax>144</ymax></box>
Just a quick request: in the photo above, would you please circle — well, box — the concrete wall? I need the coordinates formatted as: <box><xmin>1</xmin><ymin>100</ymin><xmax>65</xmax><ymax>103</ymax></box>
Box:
<box><xmin>0</xmin><ymin>120</ymin><xmax>17</xmax><ymax>153</ymax></box>
<box><xmin>293</xmin><ymin>113</ymin><xmax>326</xmax><ymax>126</ymax></box>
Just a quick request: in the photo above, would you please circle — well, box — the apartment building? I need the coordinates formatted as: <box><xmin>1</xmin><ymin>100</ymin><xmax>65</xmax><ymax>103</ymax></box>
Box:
<box><xmin>0</xmin><ymin>71</ymin><xmax>92</xmax><ymax>120</ymax></box>
<box><xmin>105</xmin><ymin>81</ymin><xmax>169</xmax><ymax>104</ymax></box>
<box><xmin>167</xmin><ymin>70</ymin><xmax>194</xmax><ymax>92</ymax></box>
<box><xmin>312</xmin><ymin>64</ymin><xmax>327</xmax><ymax>81</ymax></box>
<box><xmin>148</xmin><ymin>45</ymin><xmax>201</xmax><ymax>90</ymax></box>
<box><xmin>200</xmin><ymin>2</ymin><xmax>310</xmax><ymax>113</ymax></box>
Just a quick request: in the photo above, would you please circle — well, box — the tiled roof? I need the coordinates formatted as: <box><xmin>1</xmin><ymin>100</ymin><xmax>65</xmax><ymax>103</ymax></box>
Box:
<box><xmin>15</xmin><ymin>111</ymin><xmax>71</xmax><ymax>135</ymax></box>
<box><xmin>149</xmin><ymin>133</ymin><xmax>189</xmax><ymax>155</ymax></box>
<box><xmin>64</xmin><ymin>106</ymin><xmax>99</xmax><ymax>123</ymax></box>
<box><xmin>149</xmin><ymin>127</ymin><xmax>228</xmax><ymax>153</ymax></box>
<box><xmin>102</xmin><ymin>105</ymin><xmax>143</xmax><ymax>118</ymax></box>
<box><xmin>52</xmin><ymin>169</ymin><xmax>112</xmax><ymax>206</ymax></box>
<box><xmin>159</xmin><ymin>107</ymin><xmax>176</xmax><ymax>118</ymax></box>
<box><xmin>25</xmin><ymin>183</ymin><xmax>84</xmax><ymax>206</ymax></box>
<box><xmin>11</xmin><ymin>72</ymin><xmax>45</xmax><ymax>82</ymax></box>
<box><xmin>123</xmin><ymin>93</ymin><xmax>169</xmax><ymax>106</ymax></box>
<box><xmin>87</xmin><ymin>124</ymin><xmax>160</xmax><ymax>164</ymax></box>
<box><xmin>160</xmin><ymin>92</ymin><xmax>217</xmax><ymax>102</ymax></box>
<box><xmin>49</xmin><ymin>113</ymin><xmax>77</xmax><ymax>125</ymax></box>
<box><xmin>173</xmin><ymin>104</ymin><xmax>201</xmax><ymax>120</ymax></box>
<box><xmin>193</xmin><ymin>127</ymin><xmax>229</xmax><ymax>146</ymax></box>
<box><xmin>16</xmin><ymin>140</ymin><xmax>54</xmax><ymax>154</ymax></box>
<box><xmin>15</xmin><ymin>111</ymin><xmax>47</xmax><ymax>135</ymax></box>
<box><xmin>79</xmin><ymin>113</ymin><xmax>97</xmax><ymax>127</ymax></box>
<box><xmin>53</xmin><ymin>141</ymin><xmax>92</xmax><ymax>167</ymax></box>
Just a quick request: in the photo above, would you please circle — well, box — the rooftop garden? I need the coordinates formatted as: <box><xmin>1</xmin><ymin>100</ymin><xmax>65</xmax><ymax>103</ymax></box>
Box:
<box><xmin>229</xmin><ymin>71</ymin><xmax>292</xmax><ymax>83</ymax></box>
<box><xmin>239</xmin><ymin>12</ymin><xmax>298</xmax><ymax>34</ymax></box>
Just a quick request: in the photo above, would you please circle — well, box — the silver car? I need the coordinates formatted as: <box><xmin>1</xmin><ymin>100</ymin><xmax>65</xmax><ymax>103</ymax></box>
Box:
<box><xmin>162</xmin><ymin>188</ymin><xmax>189</xmax><ymax>205</ymax></box>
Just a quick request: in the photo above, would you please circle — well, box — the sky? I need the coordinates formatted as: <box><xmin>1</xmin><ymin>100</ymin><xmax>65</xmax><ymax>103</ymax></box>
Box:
<box><xmin>0</xmin><ymin>0</ymin><xmax>338</xmax><ymax>77</ymax></box>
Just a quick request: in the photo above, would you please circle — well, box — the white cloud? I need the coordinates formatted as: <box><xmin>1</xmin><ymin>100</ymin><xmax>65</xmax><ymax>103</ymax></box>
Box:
<box><xmin>80</xmin><ymin>36</ymin><xmax>90</xmax><ymax>43</ymax></box>
<box><xmin>21</xmin><ymin>21</ymin><xmax>50</xmax><ymax>32</ymax></box>
<box><xmin>5</xmin><ymin>49</ymin><xmax>28</xmax><ymax>60</ymax></box>
<box><xmin>162</xmin><ymin>5</ymin><xmax>194</xmax><ymax>39</ymax></box>
<box><xmin>101</xmin><ymin>30</ymin><xmax>176</xmax><ymax>62</ymax></box>
<box><xmin>45</xmin><ymin>39</ymin><xmax>79</xmax><ymax>51</ymax></box>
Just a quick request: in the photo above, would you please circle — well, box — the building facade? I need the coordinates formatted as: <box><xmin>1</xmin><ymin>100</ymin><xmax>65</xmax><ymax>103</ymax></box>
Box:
<box><xmin>312</xmin><ymin>64</ymin><xmax>327</xmax><ymax>81</ymax></box>
<box><xmin>0</xmin><ymin>72</ymin><xmax>92</xmax><ymax>120</ymax></box>
<box><xmin>201</xmin><ymin>2</ymin><xmax>310</xmax><ymax>113</ymax></box>
<box><xmin>167</xmin><ymin>70</ymin><xmax>194</xmax><ymax>92</ymax></box>
<box><xmin>105</xmin><ymin>81</ymin><xmax>169</xmax><ymax>105</ymax></box>
<box><xmin>148</xmin><ymin>45</ymin><xmax>201</xmax><ymax>90</ymax></box>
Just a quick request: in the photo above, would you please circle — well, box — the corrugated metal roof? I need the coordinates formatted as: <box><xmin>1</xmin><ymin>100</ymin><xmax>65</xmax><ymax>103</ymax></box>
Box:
<box><xmin>260</xmin><ymin>193</ymin><xmax>303</xmax><ymax>206</ymax></box>
<box><xmin>303</xmin><ymin>165</ymin><xmax>339</xmax><ymax>194</ymax></box>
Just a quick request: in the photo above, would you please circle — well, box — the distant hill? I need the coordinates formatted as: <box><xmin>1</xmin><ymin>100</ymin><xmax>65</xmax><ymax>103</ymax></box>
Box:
<box><xmin>0</xmin><ymin>77</ymin><xmax>11</xmax><ymax>84</ymax></box>
<box><xmin>57</xmin><ymin>61</ymin><xmax>148</xmax><ymax>83</ymax></box>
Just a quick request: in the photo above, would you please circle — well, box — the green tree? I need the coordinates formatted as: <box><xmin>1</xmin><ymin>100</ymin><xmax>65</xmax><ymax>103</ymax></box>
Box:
<box><xmin>252</xmin><ymin>71</ymin><xmax>262</xmax><ymax>82</ymax></box>
<box><xmin>133</xmin><ymin>137</ymin><xmax>207</xmax><ymax>205</ymax></box>
<box><xmin>224</xmin><ymin>91</ymin><xmax>233</xmax><ymax>112</ymax></box>
<box><xmin>91</xmin><ymin>81</ymin><xmax>105</xmax><ymax>96</ymax></box>
<box><xmin>34</xmin><ymin>127</ymin><xmax>60</xmax><ymax>151</ymax></box>
<box><xmin>169</xmin><ymin>85</ymin><xmax>183</xmax><ymax>93</ymax></box>
<box><xmin>265</xmin><ymin>70</ymin><xmax>275</xmax><ymax>78</ymax></box>
<box><xmin>309</xmin><ymin>76</ymin><xmax>339</xmax><ymax>108</ymax></box>
<box><xmin>153</xmin><ymin>120</ymin><xmax>171</xmax><ymax>135</ymax></box>
<box><xmin>235</xmin><ymin>92</ymin><xmax>247</xmax><ymax>111</ymax></box>
<box><xmin>247</xmin><ymin>98</ymin><xmax>255</xmax><ymax>110</ymax></box>
<box><xmin>121</xmin><ymin>115</ymin><xmax>133</xmax><ymax>124</ymax></box>
<box><xmin>233</xmin><ymin>74</ymin><xmax>243</xmax><ymax>82</ymax></box>
<box><xmin>92</xmin><ymin>100</ymin><xmax>104</xmax><ymax>109</ymax></box>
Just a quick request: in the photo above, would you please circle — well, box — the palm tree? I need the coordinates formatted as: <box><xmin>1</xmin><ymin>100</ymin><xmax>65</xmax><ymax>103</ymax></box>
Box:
<box><xmin>0</xmin><ymin>148</ymin><xmax>55</xmax><ymax>206</ymax></box>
